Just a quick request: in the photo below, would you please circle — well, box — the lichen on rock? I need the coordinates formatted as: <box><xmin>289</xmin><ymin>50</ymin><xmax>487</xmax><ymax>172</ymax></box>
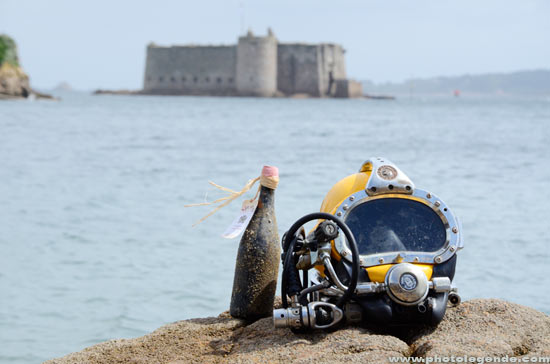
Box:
<box><xmin>45</xmin><ymin>299</ymin><xmax>550</xmax><ymax>364</ymax></box>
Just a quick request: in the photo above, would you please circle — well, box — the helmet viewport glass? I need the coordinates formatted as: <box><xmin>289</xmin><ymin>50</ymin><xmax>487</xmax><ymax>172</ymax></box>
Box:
<box><xmin>344</xmin><ymin>198</ymin><xmax>446</xmax><ymax>255</ymax></box>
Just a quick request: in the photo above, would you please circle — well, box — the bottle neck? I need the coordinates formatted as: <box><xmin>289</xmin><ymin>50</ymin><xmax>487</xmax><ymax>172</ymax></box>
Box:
<box><xmin>258</xmin><ymin>185</ymin><xmax>275</xmax><ymax>207</ymax></box>
<box><xmin>259</xmin><ymin>184</ymin><xmax>275</xmax><ymax>194</ymax></box>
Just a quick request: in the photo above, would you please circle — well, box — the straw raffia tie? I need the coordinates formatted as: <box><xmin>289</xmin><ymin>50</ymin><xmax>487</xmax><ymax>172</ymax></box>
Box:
<box><xmin>184</xmin><ymin>177</ymin><xmax>261</xmax><ymax>226</ymax></box>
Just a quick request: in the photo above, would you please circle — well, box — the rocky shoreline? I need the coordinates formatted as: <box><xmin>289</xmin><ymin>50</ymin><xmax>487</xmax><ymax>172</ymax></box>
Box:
<box><xmin>0</xmin><ymin>34</ymin><xmax>54</xmax><ymax>100</ymax></box>
<box><xmin>0</xmin><ymin>64</ymin><xmax>56</xmax><ymax>100</ymax></box>
<box><xmin>45</xmin><ymin>299</ymin><xmax>549</xmax><ymax>364</ymax></box>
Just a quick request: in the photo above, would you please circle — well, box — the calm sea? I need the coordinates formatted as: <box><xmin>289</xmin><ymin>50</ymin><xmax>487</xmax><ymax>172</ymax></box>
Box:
<box><xmin>1</xmin><ymin>92</ymin><xmax>549</xmax><ymax>363</ymax></box>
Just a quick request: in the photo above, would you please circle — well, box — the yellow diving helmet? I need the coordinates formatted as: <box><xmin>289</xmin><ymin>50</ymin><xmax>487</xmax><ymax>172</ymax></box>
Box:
<box><xmin>274</xmin><ymin>157</ymin><xmax>463</xmax><ymax>331</ymax></box>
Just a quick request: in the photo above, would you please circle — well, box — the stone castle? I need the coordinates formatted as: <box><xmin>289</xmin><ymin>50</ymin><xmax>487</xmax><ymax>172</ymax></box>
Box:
<box><xmin>142</xmin><ymin>29</ymin><xmax>362</xmax><ymax>98</ymax></box>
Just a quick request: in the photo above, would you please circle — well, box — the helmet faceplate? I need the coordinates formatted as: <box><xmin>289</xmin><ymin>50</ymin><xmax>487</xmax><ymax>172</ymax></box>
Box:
<box><xmin>322</xmin><ymin>157</ymin><xmax>463</xmax><ymax>268</ymax></box>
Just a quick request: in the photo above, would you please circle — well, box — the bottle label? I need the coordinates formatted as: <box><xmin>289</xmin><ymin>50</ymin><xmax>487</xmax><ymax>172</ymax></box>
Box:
<box><xmin>222</xmin><ymin>199</ymin><xmax>258</xmax><ymax>239</ymax></box>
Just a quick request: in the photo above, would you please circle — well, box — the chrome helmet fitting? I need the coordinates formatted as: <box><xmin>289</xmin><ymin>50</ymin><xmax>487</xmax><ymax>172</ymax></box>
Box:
<box><xmin>385</xmin><ymin>263</ymin><xmax>429</xmax><ymax>306</ymax></box>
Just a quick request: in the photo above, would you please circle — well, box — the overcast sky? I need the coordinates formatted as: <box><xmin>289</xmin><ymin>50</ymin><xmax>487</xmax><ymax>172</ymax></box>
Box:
<box><xmin>1</xmin><ymin>0</ymin><xmax>549</xmax><ymax>90</ymax></box>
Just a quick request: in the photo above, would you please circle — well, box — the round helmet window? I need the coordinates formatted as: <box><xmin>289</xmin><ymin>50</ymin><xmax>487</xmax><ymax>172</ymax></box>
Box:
<box><xmin>344</xmin><ymin>198</ymin><xmax>446</xmax><ymax>256</ymax></box>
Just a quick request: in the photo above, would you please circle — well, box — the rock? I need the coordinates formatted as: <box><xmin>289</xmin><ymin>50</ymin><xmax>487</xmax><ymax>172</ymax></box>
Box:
<box><xmin>408</xmin><ymin>299</ymin><xmax>550</xmax><ymax>358</ymax></box>
<box><xmin>0</xmin><ymin>62</ymin><xmax>31</xmax><ymax>99</ymax></box>
<box><xmin>93</xmin><ymin>89</ymin><xmax>139</xmax><ymax>95</ymax></box>
<box><xmin>0</xmin><ymin>34</ymin><xmax>30</xmax><ymax>98</ymax></box>
<box><xmin>45</xmin><ymin>299</ymin><xmax>550</xmax><ymax>364</ymax></box>
<box><xmin>0</xmin><ymin>34</ymin><xmax>54</xmax><ymax>100</ymax></box>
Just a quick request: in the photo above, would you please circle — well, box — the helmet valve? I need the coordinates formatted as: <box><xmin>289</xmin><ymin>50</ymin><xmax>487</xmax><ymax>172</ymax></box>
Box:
<box><xmin>273</xmin><ymin>301</ymin><xmax>344</xmax><ymax>330</ymax></box>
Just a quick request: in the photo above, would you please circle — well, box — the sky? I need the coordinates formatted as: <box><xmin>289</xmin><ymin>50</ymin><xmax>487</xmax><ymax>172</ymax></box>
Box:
<box><xmin>1</xmin><ymin>0</ymin><xmax>549</xmax><ymax>90</ymax></box>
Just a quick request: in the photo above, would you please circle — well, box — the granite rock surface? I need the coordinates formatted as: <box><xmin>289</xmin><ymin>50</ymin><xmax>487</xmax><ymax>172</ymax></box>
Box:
<box><xmin>45</xmin><ymin>299</ymin><xmax>550</xmax><ymax>364</ymax></box>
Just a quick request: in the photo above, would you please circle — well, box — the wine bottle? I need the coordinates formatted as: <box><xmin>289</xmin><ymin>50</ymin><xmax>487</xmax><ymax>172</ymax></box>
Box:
<box><xmin>230</xmin><ymin>166</ymin><xmax>280</xmax><ymax>320</ymax></box>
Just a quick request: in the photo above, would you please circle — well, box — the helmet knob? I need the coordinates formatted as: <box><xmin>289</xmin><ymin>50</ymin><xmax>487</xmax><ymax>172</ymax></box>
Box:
<box><xmin>314</xmin><ymin>220</ymin><xmax>339</xmax><ymax>243</ymax></box>
<box><xmin>385</xmin><ymin>263</ymin><xmax>429</xmax><ymax>306</ymax></box>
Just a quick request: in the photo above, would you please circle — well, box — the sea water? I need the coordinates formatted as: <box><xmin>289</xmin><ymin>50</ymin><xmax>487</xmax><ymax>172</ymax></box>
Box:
<box><xmin>1</xmin><ymin>92</ymin><xmax>549</xmax><ymax>363</ymax></box>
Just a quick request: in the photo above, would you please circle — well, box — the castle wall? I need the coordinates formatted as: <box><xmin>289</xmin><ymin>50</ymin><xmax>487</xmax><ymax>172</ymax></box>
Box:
<box><xmin>318</xmin><ymin>44</ymin><xmax>347</xmax><ymax>96</ymax></box>
<box><xmin>277</xmin><ymin>43</ymin><xmax>347</xmax><ymax>97</ymax></box>
<box><xmin>277</xmin><ymin>44</ymin><xmax>322</xmax><ymax>97</ymax></box>
<box><xmin>142</xmin><ymin>32</ymin><xmax>353</xmax><ymax>98</ymax></box>
<box><xmin>236</xmin><ymin>34</ymin><xmax>277</xmax><ymax>96</ymax></box>
<box><xmin>143</xmin><ymin>45</ymin><xmax>237</xmax><ymax>95</ymax></box>
<box><xmin>334</xmin><ymin>79</ymin><xmax>363</xmax><ymax>98</ymax></box>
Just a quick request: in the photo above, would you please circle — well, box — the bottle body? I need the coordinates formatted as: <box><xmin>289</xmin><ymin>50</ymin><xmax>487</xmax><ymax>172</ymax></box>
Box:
<box><xmin>230</xmin><ymin>185</ymin><xmax>280</xmax><ymax>320</ymax></box>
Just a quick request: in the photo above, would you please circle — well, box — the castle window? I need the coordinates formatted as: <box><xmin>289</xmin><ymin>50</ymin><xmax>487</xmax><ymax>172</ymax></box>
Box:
<box><xmin>205</xmin><ymin>77</ymin><xmax>210</xmax><ymax>83</ymax></box>
<box><xmin>159</xmin><ymin>76</ymin><xmax>164</xmax><ymax>82</ymax></box>
<box><xmin>182</xmin><ymin>77</ymin><xmax>187</xmax><ymax>82</ymax></box>
<box><xmin>217</xmin><ymin>77</ymin><xmax>222</xmax><ymax>84</ymax></box>
<box><xmin>193</xmin><ymin>76</ymin><xmax>198</xmax><ymax>83</ymax></box>
<box><xmin>228</xmin><ymin>77</ymin><xmax>233</xmax><ymax>83</ymax></box>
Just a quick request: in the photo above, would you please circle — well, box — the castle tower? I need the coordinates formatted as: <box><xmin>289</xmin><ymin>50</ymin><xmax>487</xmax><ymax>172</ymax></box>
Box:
<box><xmin>236</xmin><ymin>29</ymin><xmax>277</xmax><ymax>96</ymax></box>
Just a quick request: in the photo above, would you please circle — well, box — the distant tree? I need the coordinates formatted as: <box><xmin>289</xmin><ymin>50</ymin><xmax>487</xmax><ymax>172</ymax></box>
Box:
<box><xmin>0</xmin><ymin>35</ymin><xmax>20</xmax><ymax>67</ymax></box>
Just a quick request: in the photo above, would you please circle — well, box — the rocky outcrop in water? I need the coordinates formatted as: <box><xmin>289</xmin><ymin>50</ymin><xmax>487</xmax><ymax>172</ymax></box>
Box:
<box><xmin>45</xmin><ymin>299</ymin><xmax>549</xmax><ymax>364</ymax></box>
<box><xmin>0</xmin><ymin>34</ymin><xmax>53</xmax><ymax>100</ymax></box>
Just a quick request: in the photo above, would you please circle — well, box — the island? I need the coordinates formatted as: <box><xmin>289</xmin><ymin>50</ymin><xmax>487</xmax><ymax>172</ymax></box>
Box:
<box><xmin>0</xmin><ymin>34</ymin><xmax>53</xmax><ymax>100</ymax></box>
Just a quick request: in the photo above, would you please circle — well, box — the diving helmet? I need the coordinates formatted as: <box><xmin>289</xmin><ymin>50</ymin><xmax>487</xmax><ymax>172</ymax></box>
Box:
<box><xmin>274</xmin><ymin>158</ymin><xmax>463</xmax><ymax>331</ymax></box>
